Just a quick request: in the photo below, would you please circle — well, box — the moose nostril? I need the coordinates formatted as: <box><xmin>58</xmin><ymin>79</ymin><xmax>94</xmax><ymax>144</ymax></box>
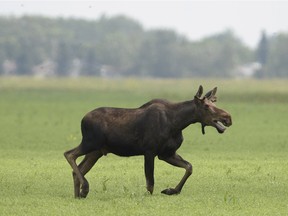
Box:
<box><xmin>228</xmin><ymin>117</ymin><xmax>232</xmax><ymax>126</ymax></box>
<box><xmin>223</xmin><ymin>116</ymin><xmax>232</xmax><ymax>126</ymax></box>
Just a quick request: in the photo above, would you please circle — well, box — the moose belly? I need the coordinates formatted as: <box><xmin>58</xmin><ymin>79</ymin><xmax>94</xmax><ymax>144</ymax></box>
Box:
<box><xmin>105</xmin><ymin>134</ymin><xmax>145</xmax><ymax>157</ymax></box>
<box><xmin>105</xmin><ymin>143</ymin><xmax>145</xmax><ymax>156</ymax></box>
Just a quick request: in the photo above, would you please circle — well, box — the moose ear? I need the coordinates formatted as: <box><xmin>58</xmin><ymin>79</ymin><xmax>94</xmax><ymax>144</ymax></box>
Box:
<box><xmin>195</xmin><ymin>85</ymin><xmax>203</xmax><ymax>98</ymax></box>
<box><xmin>204</xmin><ymin>87</ymin><xmax>217</xmax><ymax>102</ymax></box>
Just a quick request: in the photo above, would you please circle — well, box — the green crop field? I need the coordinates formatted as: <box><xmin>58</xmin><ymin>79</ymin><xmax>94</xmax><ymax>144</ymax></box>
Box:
<box><xmin>0</xmin><ymin>77</ymin><xmax>287</xmax><ymax>215</ymax></box>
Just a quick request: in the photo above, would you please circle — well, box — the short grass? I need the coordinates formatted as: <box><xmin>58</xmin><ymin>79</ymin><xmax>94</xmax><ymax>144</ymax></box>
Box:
<box><xmin>0</xmin><ymin>77</ymin><xmax>287</xmax><ymax>215</ymax></box>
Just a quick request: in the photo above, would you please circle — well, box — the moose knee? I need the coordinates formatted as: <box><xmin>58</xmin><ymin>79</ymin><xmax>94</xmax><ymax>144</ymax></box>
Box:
<box><xmin>186</xmin><ymin>163</ymin><xmax>193</xmax><ymax>175</ymax></box>
<box><xmin>64</xmin><ymin>151</ymin><xmax>74</xmax><ymax>161</ymax></box>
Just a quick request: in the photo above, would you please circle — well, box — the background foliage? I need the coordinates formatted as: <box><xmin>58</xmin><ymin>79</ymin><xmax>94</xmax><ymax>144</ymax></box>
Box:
<box><xmin>2</xmin><ymin>15</ymin><xmax>287</xmax><ymax>78</ymax></box>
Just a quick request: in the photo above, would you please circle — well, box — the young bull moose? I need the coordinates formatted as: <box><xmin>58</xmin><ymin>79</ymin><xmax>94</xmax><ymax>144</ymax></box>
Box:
<box><xmin>64</xmin><ymin>85</ymin><xmax>232</xmax><ymax>198</ymax></box>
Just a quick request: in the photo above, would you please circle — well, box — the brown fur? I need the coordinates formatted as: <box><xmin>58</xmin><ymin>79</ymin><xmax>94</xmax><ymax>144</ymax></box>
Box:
<box><xmin>64</xmin><ymin>85</ymin><xmax>232</xmax><ymax>198</ymax></box>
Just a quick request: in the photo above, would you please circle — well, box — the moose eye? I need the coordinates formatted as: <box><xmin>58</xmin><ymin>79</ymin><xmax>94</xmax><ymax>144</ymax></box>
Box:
<box><xmin>204</xmin><ymin>104</ymin><xmax>210</xmax><ymax>110</ymax></box>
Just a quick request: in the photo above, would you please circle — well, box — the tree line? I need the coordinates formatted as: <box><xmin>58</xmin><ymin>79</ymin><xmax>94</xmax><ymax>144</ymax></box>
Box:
<box><xmin>0</xmin><ymin>15</ymin><xmax>287</xmax><ymax>78</ymax></box>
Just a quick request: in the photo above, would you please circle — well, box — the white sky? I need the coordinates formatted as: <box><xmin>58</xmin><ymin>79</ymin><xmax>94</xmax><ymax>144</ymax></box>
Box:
<box><xmin>1</xmin><ymin>0</ymin><xmax>288</xmax><ymax>48</ymax></box>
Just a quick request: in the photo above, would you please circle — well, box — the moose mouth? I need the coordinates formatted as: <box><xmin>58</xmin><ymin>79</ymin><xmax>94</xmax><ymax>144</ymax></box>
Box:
<box><xmin>214</xmin><ymin>120</ymin><xmax>228</xmax><ymax>134</ymax></box>
<box><xmin>201</xmin><ymin>119</ymin><xmax>230</xmax><ymax>135</ymax></box>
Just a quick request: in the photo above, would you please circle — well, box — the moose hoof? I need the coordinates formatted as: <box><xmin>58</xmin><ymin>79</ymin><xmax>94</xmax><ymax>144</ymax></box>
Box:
<box><xmin>79</xmin><ymin>190</ymin><xmax>88</xmax><ymax>198</ymax></box>
<box><xmin>161</xmin><ymin>188</ymin><xmax>179</xmax><ymax>195</ymax></box>
<box><xmin>79</xmin><ymin>183</ymin><xmax>89</xmax><ymax>198</ymax></box>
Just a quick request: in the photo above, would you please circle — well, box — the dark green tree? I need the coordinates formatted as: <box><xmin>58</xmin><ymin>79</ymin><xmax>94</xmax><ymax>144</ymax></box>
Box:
<box><xmin>56</xmin><ymin>41</ymin><xmax>72</xmax><ymax>76</ymax></box>
<box><xmin>81</xmin><ymin>48</ymin><xmax>100</xmax><ymax>76</ymax></box>
<box><xmin>266</xmin><ymin>33</ymin><xmax>288</xmax><ymax>77</ymax></box>
<box><xmin>0</xmin><ymin>15</ymin><xmax>254</xmax><ymax>78</ymax></box>
<box><xmin>255</xmin><ymin>30</ymin><xmax>268</xmax><ymax>78</ymax></box>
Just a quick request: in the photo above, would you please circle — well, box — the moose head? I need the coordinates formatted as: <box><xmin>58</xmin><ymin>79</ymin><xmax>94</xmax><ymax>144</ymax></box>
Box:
<box><xmin>194</xmin><ymin>85</ymin><xmax>232</xmax><ymax>134</ymax></box>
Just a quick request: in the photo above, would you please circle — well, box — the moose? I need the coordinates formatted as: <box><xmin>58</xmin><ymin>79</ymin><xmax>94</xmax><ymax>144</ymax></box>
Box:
<box><xmin>64</xmin><ymin>85</ymin><xmax>232</xmax><ymax>198</ymax></box>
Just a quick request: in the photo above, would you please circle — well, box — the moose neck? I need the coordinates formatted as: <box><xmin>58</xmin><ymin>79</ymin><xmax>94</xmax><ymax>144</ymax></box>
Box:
<box><xmin>172</xmin><ymin>100</ymin><xmax>199</xmax><ymax>131</ymax></box>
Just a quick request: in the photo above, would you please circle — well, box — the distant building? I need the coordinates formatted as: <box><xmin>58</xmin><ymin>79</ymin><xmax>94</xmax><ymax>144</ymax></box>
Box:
<box><xmin>233</xmin><ymin>62</ymin><xmax>261</xmax><ymax>79</ymax></box>
<box><xmin>100</xmin><ymin>65</ymin><xmax>119</xmax><ymax>78</ymax></box>
<box><xmin>2</xmin><ymin>60</ymin><xmax>17</xmax><ymax>75</ymax></box>
<box><xmin>32</xmin><ymin>60</ymin><xmax>56</xmax><ymax>78</ymax></box>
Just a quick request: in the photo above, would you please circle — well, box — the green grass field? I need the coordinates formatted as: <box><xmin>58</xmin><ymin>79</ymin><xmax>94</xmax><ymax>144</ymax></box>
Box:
<box><xmin>0</xmin><ymin>77</ymin><xmax>287</xmax><ymax>215</ymax></box>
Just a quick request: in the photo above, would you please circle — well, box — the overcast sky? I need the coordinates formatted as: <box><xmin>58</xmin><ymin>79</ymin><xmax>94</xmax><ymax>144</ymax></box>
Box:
<box><xmin>1</xmin><ymin>0</ymin><xmax>288</xmax><ymax>48</ymax></box>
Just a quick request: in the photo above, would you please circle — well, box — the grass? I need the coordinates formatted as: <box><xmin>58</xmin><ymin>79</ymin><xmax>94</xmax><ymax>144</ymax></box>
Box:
<box><xmin>0</xmin><ymin>77</ymin><xmax>287</xmax><ymax>215</ymax></box>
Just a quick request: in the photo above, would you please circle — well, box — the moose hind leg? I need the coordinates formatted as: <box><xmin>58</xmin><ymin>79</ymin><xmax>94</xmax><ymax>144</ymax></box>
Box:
<box><xmin>159</xmin><ymin>153</ymin><xmax>192</xmax><ymax>195</ymax></box>
<box><xmin>73</xmin><ymin>151</ymin><xmax>103</xmax><ymax>198</ymax></box>
<box><xmin>64</xmin><ymin>143</ymin><xmax>94</xmax><ymax>198</ymax></box>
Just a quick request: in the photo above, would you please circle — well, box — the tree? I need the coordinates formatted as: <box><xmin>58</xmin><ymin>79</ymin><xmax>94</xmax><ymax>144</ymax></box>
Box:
<box><xmin>0</xmin><ymin>16</ymin><xmax>254</xmax><ymax>78</ymax></box>
<box><xmin>255</xmin><ymin>30</ymin><xmax>269</xmax><ymax>78</ymax></box>
<box><xmin>133</xmin><ymin>29</ymin><xmax>190</xmax><ymax>77</ymax></box>
<box><xmin>266</xmin><ymin>33</ymin><xmax>288</xmax><ymax>77</ymax></box>
<box><xmin>191</xmin><ymin>30</ymin><xmax>252</xmax><ymax>77</ymax></box>
<box><xmin>55</xmin><ymin>41</ymin><xmax>72</xmax><ymax>76</ymax></box>
<box><xmin>81</xmin><ymin>48</ymin><xmax>100</xmax><ymax>76</ymax></box>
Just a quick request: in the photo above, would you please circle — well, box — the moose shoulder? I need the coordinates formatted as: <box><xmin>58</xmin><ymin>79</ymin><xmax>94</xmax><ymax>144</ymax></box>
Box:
<box><xmin>64</xmin><ymin>85</ymin><xmax>232</xmax><ymax>198</ymax></box>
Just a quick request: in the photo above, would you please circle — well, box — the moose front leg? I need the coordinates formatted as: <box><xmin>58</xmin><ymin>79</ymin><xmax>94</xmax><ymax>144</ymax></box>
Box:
<box><xmin>144</xmin><ymin>153</ymin><xmax>155</xmax><ymax>194</ymax></box>
<box><xmin>159</xmin><ymin>153</ymin><xmax>193</xmax><ymax>195</ymax></box>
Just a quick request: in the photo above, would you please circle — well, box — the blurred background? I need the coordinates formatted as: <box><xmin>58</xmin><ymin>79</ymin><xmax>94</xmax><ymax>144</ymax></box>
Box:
<box><xmin>0</xmin><ymin>0</ymin><xmax>287</xmax><ymax>79</ymax></box>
